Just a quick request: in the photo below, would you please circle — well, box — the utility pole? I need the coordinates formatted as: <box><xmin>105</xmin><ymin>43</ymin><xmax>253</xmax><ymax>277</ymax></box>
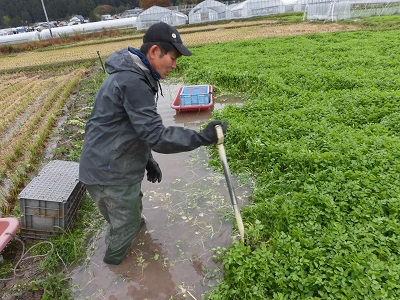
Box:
<box><xmin>40</xmin><ymin>0</ymin><xmax>53</xmax><ymax>38</ymax></box>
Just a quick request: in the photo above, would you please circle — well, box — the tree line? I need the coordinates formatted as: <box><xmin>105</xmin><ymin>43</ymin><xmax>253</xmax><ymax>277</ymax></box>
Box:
<box><xmin>0</xmin><ymin>0</ymin><xmax>192</xmax><ymax>29</ymax></box>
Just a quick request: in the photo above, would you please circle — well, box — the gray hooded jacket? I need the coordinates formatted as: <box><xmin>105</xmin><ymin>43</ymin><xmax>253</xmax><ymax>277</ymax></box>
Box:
<box><xmin>79</xmin><ymin>48</ymin><xmax>211</xmax><ymax>186</ymax></box>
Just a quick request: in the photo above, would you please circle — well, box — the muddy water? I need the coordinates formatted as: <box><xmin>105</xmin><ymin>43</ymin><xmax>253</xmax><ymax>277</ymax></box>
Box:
<box><xmin>70</xmin><ymin>82</ymin><xmax>249</xmax><ymax>300</ymax></box>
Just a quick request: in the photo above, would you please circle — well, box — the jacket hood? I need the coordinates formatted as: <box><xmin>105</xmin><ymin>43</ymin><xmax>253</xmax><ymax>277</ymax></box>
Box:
<box><xmin>105</xmin><ymin>48</ymin><xmax>161</xmax><ymax>81</ymax></box>
<box><xmin>105</xmin><ymin>48</ymin><xmax>140</xmax><ymax>74</ymax></box>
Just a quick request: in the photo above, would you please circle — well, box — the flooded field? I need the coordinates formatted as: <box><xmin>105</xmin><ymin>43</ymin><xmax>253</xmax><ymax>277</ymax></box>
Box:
<box><xmin>70</xmin><ymin>82</ymin><xmax>250</xmax><ymax>299</ymax></box>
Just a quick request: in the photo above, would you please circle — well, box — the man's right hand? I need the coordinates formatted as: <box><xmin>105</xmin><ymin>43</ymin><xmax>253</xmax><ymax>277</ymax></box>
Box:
<box><xmin>200</xmin><ymin>120</ymin><xmax>228</xmax><ymax>145</ymax></box>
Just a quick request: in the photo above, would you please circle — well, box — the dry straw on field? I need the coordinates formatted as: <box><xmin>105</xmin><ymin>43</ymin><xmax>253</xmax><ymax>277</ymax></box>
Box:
<box><xmin>0</xmin><ymin>67</ymin><xmax>88</xmax><ymax>212</ymax></box>
<box><xmin>0</xmin><ymin>21</ymin><xmax>358</xmax><ymax>73</ymax></box>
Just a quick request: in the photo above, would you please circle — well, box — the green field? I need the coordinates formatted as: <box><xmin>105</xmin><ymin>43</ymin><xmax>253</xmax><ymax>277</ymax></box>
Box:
<box><xmin>180</xmin><ymin>29</ymin><xmax>400</xmax><ymax>299</ymax></box>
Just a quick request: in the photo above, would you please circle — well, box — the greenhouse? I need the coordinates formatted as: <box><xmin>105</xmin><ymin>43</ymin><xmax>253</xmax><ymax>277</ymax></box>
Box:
<box><xmin>188</xmin><ymin>0</ymin><xmax>231</xmax><ymax>24</ymax></box>
<box><xmin>230</xmin><ymin>0</ymin><xmax>287</xmax><ymax>19</ymax></box>
<box><xmin>136</xmin><ymin>6</ymin><xmax>188</xmax><ymax>30</ymax></box>
<box><xmin>306</xmin><ymin>0</ymin><xmax>400</xmax><ymax>21</ymax></box>
<box><xmin>40</xmin><ymin>18</ymin><xmax>138</xmax><ymax>39</ymax></box>
<box><xmin>292</xmin><ymin>0</ymin><xmax>308</xmax><ymax>12</ymax></box>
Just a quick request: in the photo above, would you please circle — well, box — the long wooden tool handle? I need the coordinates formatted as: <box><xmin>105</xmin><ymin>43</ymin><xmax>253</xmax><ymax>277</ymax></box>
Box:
<box><xmin>215</xmin><ymin>125</ymin><xmax>245</xmax><ymax>243</ymax></box>
<box><xmin>234</xmin><ymin>205</ymin><xmax>245</xmax><ymax>243</ymax></box>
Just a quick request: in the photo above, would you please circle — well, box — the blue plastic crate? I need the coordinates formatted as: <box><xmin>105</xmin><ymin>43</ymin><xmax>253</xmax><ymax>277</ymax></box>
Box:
<box><xmin>181</xmin><ymin>85</ymin><xmax>210</xmax><ymax>95</ymax></box>
<box><xmin>197</xmin><ymin>94</ymin><xmax>210</xmax><ymax>104</ymax></box>
<box><xmin>172</xmin><ymin>85</ymin><xmax>213</xmax><ymax>112</ymax></box>
<box><xmin>191</xmin><ymin>95</ymin><xmax>199</xmax><ymax>105</ymax></box>
<box><xmin>180</xmin><ymin>85</ymin><xmax>210</xmax><ymax>106</ymax></box>
<box><xmin>180</xmin><ymin>95</ymin><xmax>192</xmax><ymax>106</ymax></box>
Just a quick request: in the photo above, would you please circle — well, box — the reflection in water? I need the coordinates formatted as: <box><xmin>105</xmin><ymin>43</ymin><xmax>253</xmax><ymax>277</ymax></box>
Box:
<box><xmin>213</xmin><ymin>94</ymin><xmax>244</xmax><ymax>110</ymax></box>
<box><xmin>173</xmin><ymin>110</ymin><xmax>212</xmax><ymax>127</ymax></box>
<box><xmin>70</xmin><ymin>82</ymin><xmax>247</xmax><ymax>300</ymax></box>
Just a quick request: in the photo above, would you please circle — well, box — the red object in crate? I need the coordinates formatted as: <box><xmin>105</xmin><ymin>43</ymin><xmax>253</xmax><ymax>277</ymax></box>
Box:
<box><xmin>171</xmin><ymin>85</ymin><xmax>213</xmax><ymax>112</ymax></box>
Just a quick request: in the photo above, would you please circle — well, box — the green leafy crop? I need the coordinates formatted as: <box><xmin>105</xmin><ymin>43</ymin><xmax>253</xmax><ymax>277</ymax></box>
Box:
<box><xmin>181</xmin><ymin>29</ymin><xmax>400</xmax><ymax>299</ymax></box>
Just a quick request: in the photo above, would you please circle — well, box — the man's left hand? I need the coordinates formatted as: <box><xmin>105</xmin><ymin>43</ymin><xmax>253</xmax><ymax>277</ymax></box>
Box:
<box><xmin>146</xmin><ymin>157</ymin><xmax>162</xmax><ymax>183</ymax></box>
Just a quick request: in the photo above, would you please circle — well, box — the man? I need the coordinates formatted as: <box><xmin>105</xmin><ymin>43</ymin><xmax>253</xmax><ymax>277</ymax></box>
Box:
<box><xmin>79</xmin><ymin>22</ymin><xmax>227</xmax><ymax>265</ymax></box>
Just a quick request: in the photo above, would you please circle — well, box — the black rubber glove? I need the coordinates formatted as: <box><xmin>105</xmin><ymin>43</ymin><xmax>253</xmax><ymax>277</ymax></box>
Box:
<box><xmin>199</xmin><ymin>120</ymin><xmax>228</xmax><ymax>145</ymax></box>
<box><xmin>146</xmin><ymin>157</ymin><xmax>162</xmax><ymax>183</ymax></box>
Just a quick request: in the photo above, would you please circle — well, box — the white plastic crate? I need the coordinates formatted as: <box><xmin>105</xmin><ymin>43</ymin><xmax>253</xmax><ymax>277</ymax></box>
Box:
<box><xmin>18</xmin><ymin>160</ymin><xmax>85</xmax><ymax>239</ymax></box>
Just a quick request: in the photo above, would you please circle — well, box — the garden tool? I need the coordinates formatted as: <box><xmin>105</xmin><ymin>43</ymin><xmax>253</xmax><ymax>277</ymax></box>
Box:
<box><xmin>215</xmin><ymin>125</ymin><xmax>245</xmax><ymax>242</ymax></box>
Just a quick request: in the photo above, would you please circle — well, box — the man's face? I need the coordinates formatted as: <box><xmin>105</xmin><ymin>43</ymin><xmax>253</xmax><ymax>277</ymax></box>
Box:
<box><xmin>151</xmin><ymin>47</ymin><xmax>181</xmax><ymax>79</ymax></box>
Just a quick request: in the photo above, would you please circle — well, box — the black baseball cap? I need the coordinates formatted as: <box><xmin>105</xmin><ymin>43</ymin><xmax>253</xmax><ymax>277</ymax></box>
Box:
<box><xmin>143</xmin><ymin>22</ymin><xmax>192</xmax><ymax>56</ymax></box>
